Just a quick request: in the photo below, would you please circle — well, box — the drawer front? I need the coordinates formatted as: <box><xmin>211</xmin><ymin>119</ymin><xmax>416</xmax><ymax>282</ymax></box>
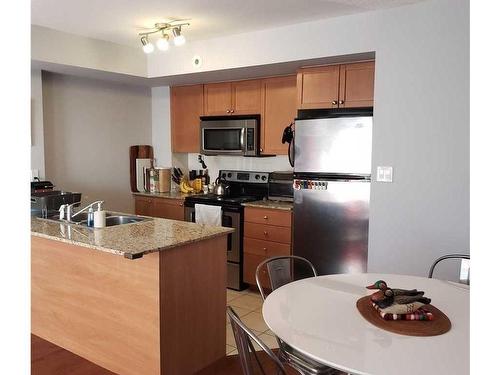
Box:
<box><xmin>156</xmin><ymin>198</ymin><xmax>184</xmax><ymax>207</ymax></box>
<box><xmin>244</xmin><ymin>237</ymin><xmax>291</xmax><ymax>257</ymax></box>
<box><xmin>245</xmin><ymin>207</ymin><xmax>292</xmax><ymax>227</ymax></box>
<box><xmin>243</xmin><ymin>253</ymin><xmax>270</xmax><ymax>288</ymax></box>
<box><xmin>244</xmin><ymin>222</ymin><xmax>291</xmax><ymax>244</ymax></box>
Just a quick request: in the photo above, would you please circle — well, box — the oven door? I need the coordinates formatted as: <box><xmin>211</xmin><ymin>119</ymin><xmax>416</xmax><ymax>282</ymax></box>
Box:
<box><xmin>184</xmin><ymin>206</ymin><xmax>240</xmax><ymax>263</ymax></box>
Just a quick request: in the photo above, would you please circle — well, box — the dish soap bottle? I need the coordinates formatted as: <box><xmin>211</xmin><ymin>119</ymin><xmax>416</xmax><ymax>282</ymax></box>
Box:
<box><xmin>87</xmin><ymin>207</ymin><xmax>94</xmax><ymax>227</ymax></box>
<box><xmin>94</xmin><ymin>202</ymin><xmax>106</xmax><ymax>228</ymax></box>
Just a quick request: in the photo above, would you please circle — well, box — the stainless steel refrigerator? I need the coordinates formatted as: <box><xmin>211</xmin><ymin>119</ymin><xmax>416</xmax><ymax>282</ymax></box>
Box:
<box><xmin>292</xmin><ymin>109</ymin><xmax>372</xmax><ymax>275</ymax></box>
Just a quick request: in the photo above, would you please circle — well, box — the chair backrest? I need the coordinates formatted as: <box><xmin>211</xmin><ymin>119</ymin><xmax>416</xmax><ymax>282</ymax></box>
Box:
<box><xmin>255</xmin><ymin>255</ymin><xmax>318</xmax><ymax>301</ymax></box>
<box><xmin>227</xmin><ymin>306</ymin><xmax>286</xmax><ymax>375</ymax></box>
<box><xmin>428</xmin><ymin>254</ymin><xmax>470</xmax><ymax>285</ymax></box>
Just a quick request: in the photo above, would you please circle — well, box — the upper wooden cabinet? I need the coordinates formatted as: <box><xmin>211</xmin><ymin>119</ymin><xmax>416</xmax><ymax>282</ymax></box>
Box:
<box><xmin>297</xmin><ymin>61</ymin><xmax>375</xmax><ymax>109</ymax></box>
<box><xmin>297</xmin><ymin>65</ymin><xmax>340</xmax><ymax>109</ymax></box>
<box><xmin>232</xmin><ymin>80</ymin><xmax>263</xmax><ymax>115</ymax></box>
<box><xmin>171</xmin><ymin>85</ymin><xmax>203</xmax><ymax>153</ymax></box>
<box><xmin>204</xmin><ymin>80</ymin><xmax>262</xmax><ymax>116</ymax></box>
<box><xmin>261</xmin><ymin>76</ymin><xmax>297</xmax><ymax>155</ymax></box>
<box><xmin>203</xmin><ymin>82</ymin><xmax>232</xmax><ymax>116</ymax></box>
<box><xmin>339</xmin><ymin>61</ymin><xmax>375</xmax><ymax>108</ymax></box>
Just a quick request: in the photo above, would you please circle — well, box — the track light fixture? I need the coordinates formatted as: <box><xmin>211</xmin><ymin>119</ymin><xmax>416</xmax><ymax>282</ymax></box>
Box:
<box><xmin>139</xmin><ymin>22</ymin><xmax>189</xmax><ymax>53</ymax></box>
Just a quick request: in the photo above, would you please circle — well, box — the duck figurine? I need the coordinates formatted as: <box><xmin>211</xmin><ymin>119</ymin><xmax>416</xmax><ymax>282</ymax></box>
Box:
<box><xmin>366</xmin><ymin>280</ymin><xmax>431</xmax><ymax>314</ymax></box>
<box><xmin>367</xmin><ymin>280</ymin><xmax>423</xmax><ymax>302</ymax></box>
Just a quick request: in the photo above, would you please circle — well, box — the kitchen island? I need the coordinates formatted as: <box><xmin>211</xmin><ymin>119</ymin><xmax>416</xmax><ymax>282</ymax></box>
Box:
<box><xmin>31</xmin><ymin>215</ymin><xmax>233</xmax><ymax>375</ymax></box>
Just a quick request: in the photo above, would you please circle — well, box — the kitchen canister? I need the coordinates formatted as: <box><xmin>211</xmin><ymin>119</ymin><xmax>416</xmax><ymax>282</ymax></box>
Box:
<box><xmin>157</xmin><ymin>168</ymin><xmax>172</xmax><ymax>193</ymax></box>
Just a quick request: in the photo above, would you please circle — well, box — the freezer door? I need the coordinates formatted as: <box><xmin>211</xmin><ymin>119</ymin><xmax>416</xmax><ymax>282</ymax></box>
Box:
<box><xmin>294</xmin><ymin>117</ymin><xmax>372</xmax><ymax>174</ymax></box>
<box><xmin>293</xmin><ymin>179</ymin><xmax>370</xmax><ymax>275</ymax></box>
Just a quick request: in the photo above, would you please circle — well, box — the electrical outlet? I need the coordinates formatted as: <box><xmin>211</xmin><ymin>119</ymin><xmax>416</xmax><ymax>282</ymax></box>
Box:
<box><xmin>376</xmin><ymin>166</ymin><xmax>393</xmax><ymax>183</ymax></box>
<box><xmin>31</xmin><ymin>169</ymin><xmax>40</xmax><ymax>181</ymax></box>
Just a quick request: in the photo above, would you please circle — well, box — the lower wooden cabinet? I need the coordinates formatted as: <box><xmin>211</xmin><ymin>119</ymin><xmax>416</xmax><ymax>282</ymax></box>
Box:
<box><xmin>243</xmin><ymin>207</ymin><xmax>292</xmax><ymax>287</ymax></box>
<box><xmin>135</xmin><ymin>196</ymin><xmax>153</xmax><ymax>216</ymax></box>
<box><xmin>134</xmin><ymin>195</ymin><xmax>185</xmax><ymax>221</ymax></box>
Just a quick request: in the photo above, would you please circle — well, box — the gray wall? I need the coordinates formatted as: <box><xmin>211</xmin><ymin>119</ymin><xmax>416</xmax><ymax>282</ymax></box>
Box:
<box><xmin>31</xmin><ymin>69</ymin><xmax>45</xmax><ymax>179</ymax></box>
<box><xmin>42</xmin><ymin>72</ymin><xmax>151</xmax><ymax>213</ymax></box>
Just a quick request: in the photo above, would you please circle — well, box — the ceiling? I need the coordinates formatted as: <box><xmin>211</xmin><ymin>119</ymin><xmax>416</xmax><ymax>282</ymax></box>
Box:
<box><xmin>32</xmin><ymin>0</ymin><xmax>426</xmax><ymax>48</ymax></box>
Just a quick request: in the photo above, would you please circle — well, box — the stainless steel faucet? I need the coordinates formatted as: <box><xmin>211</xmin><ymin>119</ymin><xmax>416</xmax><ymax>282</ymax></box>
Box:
<box><xmin>59</xmin><ymin>201</ymin><xmax>104</xmax><ymax>221</ymax></box>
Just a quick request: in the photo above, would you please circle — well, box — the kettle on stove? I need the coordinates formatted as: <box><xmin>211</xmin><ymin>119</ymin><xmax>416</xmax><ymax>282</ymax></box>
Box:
<box><xmin>214</xmin><ymin>177</ymin><xmax>230</xmax><ymax>197</ymax></box>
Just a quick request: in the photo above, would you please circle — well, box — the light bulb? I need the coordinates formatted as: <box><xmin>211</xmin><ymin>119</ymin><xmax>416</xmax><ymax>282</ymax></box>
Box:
<box><xmin>140</xmin><ymin>36</ymin><xmax>154</xmax><ymax>54</ymax></box>
<box><xmin>173</xmin><ymin>34</ymin><xmax>186</xmax><ymax>46</ymax></box>
<box><xmin>142</xmin><ymin>43</ymin><xmax>154</xmax><ymax>54</ymax></box>
<box><xmin>156</xmin><ymin>37</ymin><xmax>169</xmax><ymax>51</ymax></box>
<box><xmin>172</xmin><ymin>27</ymin><xmax>186</xmax><ymax>46</ymax></box>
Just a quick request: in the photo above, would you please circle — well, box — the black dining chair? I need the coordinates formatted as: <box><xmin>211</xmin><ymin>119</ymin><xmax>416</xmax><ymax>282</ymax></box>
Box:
<box><xmin>227</xmin><ymin>306</ymin><xmax>287</xmax><ymax>375</ymax></box>
<box><xmin>428</xmin><ymin>253</ymin><xmax>470</xmax><ymax>285</ymax></box>
<box><xmin>255</xmin><ymin>256</ymin><xmax>343</xmax><ymax>375</ymax></box>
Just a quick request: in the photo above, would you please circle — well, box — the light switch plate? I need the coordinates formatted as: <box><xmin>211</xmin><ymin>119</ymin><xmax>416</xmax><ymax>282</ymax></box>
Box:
<box><xmin>376</xmin><ymin>166</ymin><xmax>393</xmax><ymax>182</ymax></box>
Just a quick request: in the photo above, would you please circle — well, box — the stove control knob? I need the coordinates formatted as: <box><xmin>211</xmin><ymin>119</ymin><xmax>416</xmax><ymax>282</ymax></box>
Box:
<box><xmin>222</xmin><ymin>173</ymin><xmax>226</xmax><ymax>178</ymax></box>
<box><xmin>261</xmin><ymin>176</ymin><xmax>267</xmax><ymax>181</ymax></box>
<box><xmin>255</xmin><ymin>174</ymin><xmax>260</xmax><ymax>180</ymax></box>
<box><xmin>227</xmin><ymin>173</ymin><xmax>232</xmax><ymax>178</ymax></box>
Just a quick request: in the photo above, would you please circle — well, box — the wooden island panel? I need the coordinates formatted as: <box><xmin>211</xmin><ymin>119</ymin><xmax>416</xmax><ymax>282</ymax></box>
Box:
<box><xmin>32</xmin><ymin>234</ymin><xmax>228</xmax><ymax>375</ymax></box>
<box><xmin>32</xmin><ymin>236</ymin><xmax>160</xmax><ymax>375</ymax></box>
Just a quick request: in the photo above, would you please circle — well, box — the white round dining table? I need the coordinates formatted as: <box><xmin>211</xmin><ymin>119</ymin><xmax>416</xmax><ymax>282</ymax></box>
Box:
<box><xmin>262</xmin><ymin>273</ymin><xmax>469</xmax><ymax>375</ymax></box>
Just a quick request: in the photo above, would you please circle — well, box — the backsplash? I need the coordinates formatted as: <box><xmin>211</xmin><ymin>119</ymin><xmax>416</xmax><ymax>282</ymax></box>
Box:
<box><xmin>187</xmin><ymin>153</ymin><xmax>292</xmax><ymax>182</ymax></box>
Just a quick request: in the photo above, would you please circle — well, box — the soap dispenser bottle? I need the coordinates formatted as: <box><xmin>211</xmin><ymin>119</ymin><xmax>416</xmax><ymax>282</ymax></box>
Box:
<box><xmin>94</xmin><ymin>202</ymin><xmax>106</xmax><ymax>228</ymax></box>
<box><xmin>87</xmin><ymin>207</ymin><xmax>94</xmax><ymax>227</ymax></box>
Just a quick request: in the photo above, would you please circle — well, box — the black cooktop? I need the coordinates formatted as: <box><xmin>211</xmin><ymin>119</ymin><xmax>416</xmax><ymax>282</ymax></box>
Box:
<box><xmin>184</xmin><ymin>193</ymin><xmax>262</xmax><ymax>206</ymax></box>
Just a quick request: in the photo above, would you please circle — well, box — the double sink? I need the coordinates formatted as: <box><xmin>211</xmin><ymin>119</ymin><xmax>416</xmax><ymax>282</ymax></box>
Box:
<box><xmin>46</xmin><ymin>211</ymin><xmax>150</xmax><ymax>228</ymax></box>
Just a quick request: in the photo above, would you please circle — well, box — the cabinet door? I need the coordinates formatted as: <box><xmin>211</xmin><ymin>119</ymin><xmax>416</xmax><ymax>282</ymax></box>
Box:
<box><xmin>261</xmin><ymin>76</ymin><xmax>296</xmax><ymax>154</ymax></box>
<box><xmin>203</xmin><ymin>82</ymin><xmax>232</xmax><ymax>115</ymax></box>
<box><xmin>297</xmin><ymin>65</ymin><xmax>340</xmax><ymax>109</ymax></box>
<box><xmin>135</xmin><ymin>196</ymin><xmax>152</xmax><ymax>216</ymax></box>
<box><xmin>339</xmin><ymin>61</ymin><xmax>375</xmax><ymax>108</ymax></box>
<box><xmin>152</xmin><ymin>199</ymin><xmax>185</xmax><ymax>221</ymax></box>
<box><xmin>171</xmin><ymin>85</ymin><xmax>203</xmax><ymax>153</ymax></box>
<box><xmin>232</xmin><ymin>79</ymin><xmax>262</xmax><ymax>115</ymax></box>
<box><xmin>243</xmin><ymin>252</ymin><xmax>270</xmax><ymax>288</ymax></box>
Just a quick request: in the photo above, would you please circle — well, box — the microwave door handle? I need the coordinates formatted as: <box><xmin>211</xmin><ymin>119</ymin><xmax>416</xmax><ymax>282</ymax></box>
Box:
<box><xmin>241</xmin><ymin>127</ymin><xmax>247</xmax><ymax>153</ymax></box>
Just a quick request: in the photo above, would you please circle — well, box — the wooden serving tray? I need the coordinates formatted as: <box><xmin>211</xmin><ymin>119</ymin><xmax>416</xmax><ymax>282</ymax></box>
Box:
<box><xmin>356</xmin><ymin>295</ymin><xmax>451</xmax><ymax>336</ymax></box>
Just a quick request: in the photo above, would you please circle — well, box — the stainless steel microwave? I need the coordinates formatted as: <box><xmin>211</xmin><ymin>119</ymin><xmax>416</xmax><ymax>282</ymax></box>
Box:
<box><xmin>200</xmin><ymin>116</ymin><xmax>259</xmax><ymax>156</ymax></box>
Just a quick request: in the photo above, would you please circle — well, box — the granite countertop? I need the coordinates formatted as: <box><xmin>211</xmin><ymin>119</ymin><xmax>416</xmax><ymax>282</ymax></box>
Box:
<box><xmin>132</xmin><ymin>191</ymin><xmax>191</xmax><ymax>200</ymax></box>
<box><xmin>242</xmin><ymin>200</ymin><xmax>293</xmax><ymax>211</ymax></box>
<box><xmin>31</xmin><ymin>213</ymin><xmax>234</xmax><ymax>259</ymax></box>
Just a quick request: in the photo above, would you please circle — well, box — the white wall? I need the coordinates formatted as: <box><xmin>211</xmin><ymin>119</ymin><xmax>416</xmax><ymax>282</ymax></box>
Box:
<box><xmin>32</xmin><ymin>25</ymin><xmax>147</xmax><ymax>77</ymax></box>
<box><xmin>31</xmin><ymin>69</ymin><xmax>45</xmax><ymax>179</ymax></box>
<box><xmin>150</xmin><ymin>0</ymin><xmax>470</xmax><ymax>276</ymax></box>
<box><xmin>42</xmin><ymin>73</ymin><xmax>152</xmax><ymax>213</ymax></box>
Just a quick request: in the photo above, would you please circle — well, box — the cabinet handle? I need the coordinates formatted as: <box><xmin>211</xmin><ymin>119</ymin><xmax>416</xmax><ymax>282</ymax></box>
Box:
<box><xmin>264</xmin><ymin>231</ymin><xmax>268</xmax><ymax>235</ymax></box>
<box><xmin>259</xmin><ymin>148</ymin><xmax>263</xmax><ymax>152</ymax></box>
<box><xmin>263</xmin><ymin>247</ymin><xmax>267</xmax><ymax>252</ymax></box>
<box><xmin>226</xmin><ymin>109</ymin><xmax>230</xmax><ymax>113</ymax></box>
<box><xmin>263</xmin><ymin>215</ymin><xmax>268</xmax><ymax>220</ymax></box>
<box><xmin>179</xmin><ymin>203</ymin><xmax>183</xmax><ymax>206</ymax></box>
<box><xmin>332</xmin><ymin>100</ymin><xmax>338</xmax><ymax>105</ymax></box>
<box><xmin>230</xmin><ymin>109</ymin><xmax>234</xmax><ymax>114</ymax></box>
<box><xmin>339</xmin><ymin>100</ymin><xmax>344</xmax><ymax>104</ymax></box>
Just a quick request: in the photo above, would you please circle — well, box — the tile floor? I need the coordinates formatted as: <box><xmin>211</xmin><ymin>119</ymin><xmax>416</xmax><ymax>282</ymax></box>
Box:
<box><xmin>226</xmin><ymin>288</ymin><xmax>279</xmax><ymax>355</ymax></box>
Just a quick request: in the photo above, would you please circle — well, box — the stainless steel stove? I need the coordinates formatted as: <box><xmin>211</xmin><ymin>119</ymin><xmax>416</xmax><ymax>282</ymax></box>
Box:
<box><xmin>184</xmin><ymin>170</ymin><xmax>269</xmax><ymax>290</ymax></box>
